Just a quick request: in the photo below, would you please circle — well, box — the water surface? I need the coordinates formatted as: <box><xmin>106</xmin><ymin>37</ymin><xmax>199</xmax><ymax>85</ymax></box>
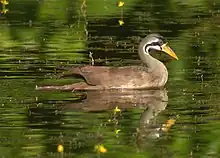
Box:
<box><xmin>1</xmin><ymin>0</ymin><xmax>220</xmax><ymax>157</ymax></box>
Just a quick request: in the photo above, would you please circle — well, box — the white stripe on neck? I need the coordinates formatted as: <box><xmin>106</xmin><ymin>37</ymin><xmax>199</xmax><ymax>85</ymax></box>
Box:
<box><xmin>144</xmin><ymin>45</ymin><xmax>161</xmax><ymax>54</ymax></box>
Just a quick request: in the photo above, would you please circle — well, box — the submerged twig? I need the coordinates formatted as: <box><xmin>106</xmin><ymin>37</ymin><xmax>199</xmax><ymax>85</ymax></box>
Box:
<box><xmin>89</xmin><ymin>51</ymin><xmax>94</xmax><ymax>66</ymax></box>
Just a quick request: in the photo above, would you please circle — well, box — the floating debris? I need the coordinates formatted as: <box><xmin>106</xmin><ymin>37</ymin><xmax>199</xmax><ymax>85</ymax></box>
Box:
<box><xmin>115</xmin><ymin>129</ymin><xmax>121</xmax><ymax>134</ymax></box>
<box><xmin>1</xmin><ymin>8</ymin><xmax>8</xmax><ymax>14</ymax></box>
<box><xmin>57</xmin><ymin>144</ymin><xmax>64</xmax><ymax>153</ymax></box>
<box><xmin>118</xmin><ymin>19</ymin><xmax>124</xmax><ymax>26</ymax></box>
<box><xmin>94</xmin><ymin>144</ymin><xmax>107</xmax><ymax>153</ymax></box>
<box><xmin>161</xmin><ymin>119</ymin><xmax>176</xmax><ymax>132</ymax></box>
<box><xmin>0</xmin><ymin>0</ymin><xmax>9</xmax><ymax>5</ymax></box>
<box><xmin>117</xmin><ymin>1</ymin><xmax>124</xmax><ymax>26</ymax></box>
<box><xmin>117</xmin><ymin>1</ymin><xmax>124</xmax><ymax>7</ymax></box>
<box><xmin>114</xmin><ymin>106</ymin><xmax>121</xmax><ymax>114</ymax></box>
<box><xmin>0</xmin><ymin>0</ymin><xmax>9</xmax><ymax>14</ymax></box>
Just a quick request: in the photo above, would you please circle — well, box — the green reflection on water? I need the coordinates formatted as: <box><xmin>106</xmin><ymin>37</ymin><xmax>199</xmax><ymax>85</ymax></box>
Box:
<box><xmin>1</xmin><ymin>0</ymin><xmax>220</xmax><ymax>157</ymax></box>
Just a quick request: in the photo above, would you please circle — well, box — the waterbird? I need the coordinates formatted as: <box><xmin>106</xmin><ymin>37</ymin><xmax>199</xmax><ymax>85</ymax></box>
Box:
<box><xmin>37</xmin><ymin>34</ymin><xmax>178</xmax><ymax>91</ymax></box>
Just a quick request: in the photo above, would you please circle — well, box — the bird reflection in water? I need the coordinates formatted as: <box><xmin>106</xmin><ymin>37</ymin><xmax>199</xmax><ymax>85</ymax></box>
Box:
<box><xmin>64</xmin><ymin>89</ymin><xmax>169</xmax><ymax>148</ymax></box>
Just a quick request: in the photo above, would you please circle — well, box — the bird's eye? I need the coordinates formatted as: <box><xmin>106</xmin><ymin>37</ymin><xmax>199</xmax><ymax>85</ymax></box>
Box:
<box><xmin>158</xmin><ymin>40</ymin><xmax>164</xmax><ymax>45</ymax></box>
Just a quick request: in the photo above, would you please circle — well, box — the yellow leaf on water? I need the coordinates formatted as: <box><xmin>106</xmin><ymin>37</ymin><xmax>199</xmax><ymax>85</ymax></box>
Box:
<box><xmin>161</xmin><ymin>119</ymin><xmax>176</xmax><ymax>132</ymax></box>
<box><xmin>95</xmin><ymin>144</ymin><xmax>107</xmax><ymax>153</ymax></box>
<box><xmin>1</xmin><ymin>9</ymin><xmax>8</xmax><ymax>14</ymax></box>
<box><xmin>114</xmin><ymin>106</ymin><xmax>121</xmax><ymax>113</ymax></box>
<box><xmin>57</xmin><ymin>144</ymin><xmax>64</xmax><ymax>153</ymax></box>
<box><xmin>117</xmin><ymin>1</ymin><xmax>124</xmax><ymax>7</ymax></box>
<box><xmin>118</xmin><ymin>20</ymin><xmax>124</xmax><ymax>26</ymax></box>
<box><xmin>0</xmin><ymin>0</ymin><xmax>9</xmax><ymax>5</ymax></box>
<box><xmin>115</xmin><ymin>129</ymin><xmax>121</xmax><ymax>134</ymax></box>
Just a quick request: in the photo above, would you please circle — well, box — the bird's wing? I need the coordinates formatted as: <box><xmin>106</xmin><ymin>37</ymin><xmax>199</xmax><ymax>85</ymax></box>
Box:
<box><xmin>71</xmin><ymin>66</ymin><xmax>111</xmax><ymax>85</ymax></box>
<box><xmin>71</xmin><ymin>66</ymin><xmax>151</xmax><ymax>87</ymax></box>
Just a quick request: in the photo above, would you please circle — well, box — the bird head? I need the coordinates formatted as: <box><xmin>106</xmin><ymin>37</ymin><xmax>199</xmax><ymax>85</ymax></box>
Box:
<box><xmin>140</xmin><ymin>34</ymin><xmax>178</xmax><ymax>60</ymax></box>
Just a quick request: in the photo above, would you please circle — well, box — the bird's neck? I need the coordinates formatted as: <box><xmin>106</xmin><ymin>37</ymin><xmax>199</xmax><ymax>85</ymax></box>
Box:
<box><xmin>138</xmin><ymin>51</ymin><xmax>163</xmax><ymax>72</ymax></box>
<box><xmin>138</xmin><ymin>50</ymin><xmax>168</xmax><ymax>86</ymax></box>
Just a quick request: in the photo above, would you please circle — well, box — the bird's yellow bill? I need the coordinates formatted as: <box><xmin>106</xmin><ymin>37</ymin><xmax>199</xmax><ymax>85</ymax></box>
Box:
<box><xmin>161</xmin><ymin>43</ymin><xmax>178</xmax><ymax>60</ymax></box>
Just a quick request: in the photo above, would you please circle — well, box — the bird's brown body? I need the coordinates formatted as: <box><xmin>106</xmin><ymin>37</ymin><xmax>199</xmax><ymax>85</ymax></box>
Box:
<box><xmin>70</xmin><ymin>64</ymin><xmax>168</xmax><ymax>90</ymax></box>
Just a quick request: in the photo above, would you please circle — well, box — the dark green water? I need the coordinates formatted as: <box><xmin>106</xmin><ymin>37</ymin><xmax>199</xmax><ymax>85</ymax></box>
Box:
<box><xmin>1</xmin><ymin>0</ymin><xmax>220</xmax><ymax>157</ymax></box>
